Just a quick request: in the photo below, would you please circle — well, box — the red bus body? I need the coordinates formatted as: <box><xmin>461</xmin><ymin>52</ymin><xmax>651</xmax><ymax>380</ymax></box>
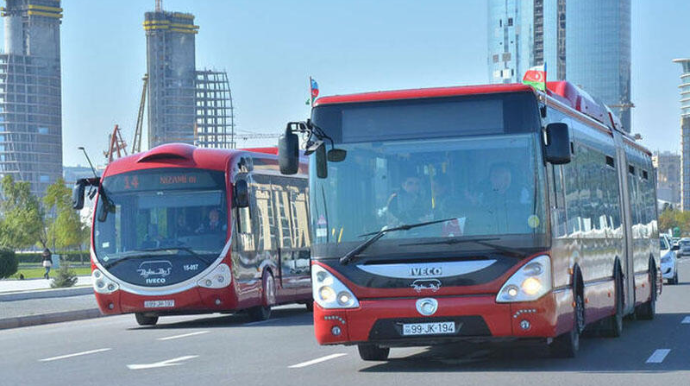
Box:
<box><xmin>89</xmin><ymin>144</ymin><xmax>311</xmax><ymax>325</ymax></box>
<box><xmin>303</xmin><ymin>82</ymin><xmax>661</xmax><ymax>358</ymax></box>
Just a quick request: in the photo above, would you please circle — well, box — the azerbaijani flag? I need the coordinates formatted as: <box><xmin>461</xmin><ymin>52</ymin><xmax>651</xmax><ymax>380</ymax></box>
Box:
<box><xmin>522</xmin><ymin>63</ymin><xmax>547</xmax><ymax>91</ymax></box>
<box><xmin>310</xmin><ymin>77</ymin><xmax>319</xmax><ymax>104</ymax></box>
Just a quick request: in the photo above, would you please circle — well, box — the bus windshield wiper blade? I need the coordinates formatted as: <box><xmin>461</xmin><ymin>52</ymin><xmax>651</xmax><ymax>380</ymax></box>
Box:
<box><xmin>102</xmin><ymin>247</ymin><xmax>211</xmax><ymax>269</ymax></box>
<box><xmin>339</xmin><ymin>218</ymin><xmax>456</xmax><ymax>265</ymax></box>
<box><xmin>400</xmin><ymin>237</ymin><xmax>526</xmax><ymax>258</ymax></box>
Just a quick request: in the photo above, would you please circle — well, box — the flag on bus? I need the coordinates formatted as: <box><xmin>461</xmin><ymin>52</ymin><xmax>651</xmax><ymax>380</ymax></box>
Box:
<box><xmin>522</xmin><ymin>63</ymin><xmax>547</xmax><ymax>91</ymax></box>
<box><xmin>310</xmin><ymin>77</ymin><xmax>319</xmax><ymax>105</ymax></box>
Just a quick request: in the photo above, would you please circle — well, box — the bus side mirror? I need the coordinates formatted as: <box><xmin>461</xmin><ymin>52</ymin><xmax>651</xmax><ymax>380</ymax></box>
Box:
<box><xmin>544</xmin><ymin>122</ymin><xmax>571</xmax><ymax>165</ymax></box>
<box><xmin>234</xmin><ymin>180</ymin><xmax>249</xmax><ymax>208</ymax></box>
<box><xmin>72</xmin><ymin>180</ymin><xmax>86</xmax><ymax>210</ymax></box>
<box><xmin>327</xmin><ymin>148</ymin><xmax>347</xmax><ymax>162</ymax></box>
<box><xmin>316</xmin><ymin>143</ymin><xmax>327</xmax><ymax>179</ymax></box>
<box><xmin>279</xmin><ymin>128</ymin><xmax>299</xmax><ymax>175</ymax></box>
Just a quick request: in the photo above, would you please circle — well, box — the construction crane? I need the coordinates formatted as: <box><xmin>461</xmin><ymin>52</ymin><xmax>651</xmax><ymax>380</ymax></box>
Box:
<box><xmin>132</xmin><ymin>74</ymin><xmax>148</xmax><ymax>154</ymax></box>
<box><xmin>104</xmin><ymin>125</ymin><xmax>128</xmax><ymax>164</ymax></box>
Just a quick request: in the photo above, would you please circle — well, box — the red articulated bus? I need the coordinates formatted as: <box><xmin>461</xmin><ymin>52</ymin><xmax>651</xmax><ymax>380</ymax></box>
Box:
<box><xmin>278</xmin><ymin>81</ymin><xmax>660</xmax><ymax>360</ymax></box>
<box><xmin>73</xmin><ymin>144</ymin><xmax>312</xmax><ymax>326</ymax></box>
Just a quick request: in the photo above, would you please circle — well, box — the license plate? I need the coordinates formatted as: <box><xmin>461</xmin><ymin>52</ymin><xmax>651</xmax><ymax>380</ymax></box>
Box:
<box><xmin>402</xmin><ymin>321</ymin><xmax>455</xmax><ymax>336</ymax></box>
<box><xmin>144</xmin><ymin>300</ymin><xmax>175</xmax><ymax>308</ymax></box>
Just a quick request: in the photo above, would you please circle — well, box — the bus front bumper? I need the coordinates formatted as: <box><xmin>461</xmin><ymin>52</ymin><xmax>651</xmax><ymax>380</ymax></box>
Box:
<box><xmin>314</xmin><ymin>291</ymin><xmax>574</xmax><ymax>346</ymax></box>
<box><xmin>94</xmin><ymin>285</ymin><xmax>239</xmax><ymax>316</ymax></box>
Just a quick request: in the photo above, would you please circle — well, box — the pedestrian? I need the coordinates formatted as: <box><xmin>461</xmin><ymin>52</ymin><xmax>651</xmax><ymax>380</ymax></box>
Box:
<box><xmin>42</xmin><ymin>248</ymin><xmax>52</xmax><ymax>279</ymax></box>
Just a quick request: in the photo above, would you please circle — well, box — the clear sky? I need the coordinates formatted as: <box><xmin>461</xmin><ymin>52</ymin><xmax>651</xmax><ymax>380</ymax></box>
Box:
<box><xmin>2</xmin><ymin>0</ymin><xmax>685</xmax><ymax>166</ymax></box>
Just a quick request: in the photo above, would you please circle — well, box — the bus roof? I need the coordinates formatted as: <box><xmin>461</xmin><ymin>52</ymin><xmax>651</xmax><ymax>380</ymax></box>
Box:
<box><xmin>103</xmin><ymin>143</ymin><xmax>279</xmax><ymax>177</ymax></box>
<box><xmin>313</xmin><ymin>81</ymin><xmax>650</xmax><ymax>156</ymax></box>
<box><xmin>313</xmin><ymin>83</ymin><xmax>534</xmax><ymax>106</ymax></box>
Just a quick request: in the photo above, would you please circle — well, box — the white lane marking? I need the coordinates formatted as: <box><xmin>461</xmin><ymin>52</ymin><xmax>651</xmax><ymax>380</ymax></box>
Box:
<box><xmin>646</xmin><ymin>349</ymin><xmax>671</xmax><ymax>364</ymax></box>
<box><xmin>244</xmin><ymin>319</ymin><xmax>274</xmax><ymax>326</ymax></box>
<box><xmin>158</xmin><ymin>331</ymin><xmax>209</xmax><ymax>341</ymax></box>
<box><xmin>289</xmin><ymin>353</ymin><xmax>347</xmax><ymax>369</ymax></box>
<box><xmin>682</xmin><ymin>316</ymin><xmax>690</xmax><ymax>324</ymax></box>
<box><xmin>127</xmin><ymin>355</ymin><xmax>199</xmax><ymax>370</ymax></box>
<box><xmin>39</xmin><ymin>348</ymin><xmax>112</xmax><ymax>362</ymax></box>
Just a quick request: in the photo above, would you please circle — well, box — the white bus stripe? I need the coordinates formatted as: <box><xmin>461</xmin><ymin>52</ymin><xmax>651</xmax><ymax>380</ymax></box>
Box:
<box><xmin>158</xmin><ymin>331</ymin><xmax>209</xmax><ymax>341</ymax></box>
<box><xmin>40</xmin><ymin>348</ymin><xmax>112</xmax><ymax>362</ymax></box>
<box><xmin>289</xmin><ymin>353</ymin><xmax>347</xmax><ymax>368</ymax></box>
<box><xmin>682</xmin><ymin>316</ymin><xmax>690</xmax><ymax>324</ymax></box>
<box><xmin>646</xmin><ymin>349</ymin><xmax>671</xmax><ymax>364</ymax></box>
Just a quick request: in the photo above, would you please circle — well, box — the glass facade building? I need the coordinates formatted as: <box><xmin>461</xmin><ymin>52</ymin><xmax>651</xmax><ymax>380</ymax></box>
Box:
<box><xmin>487</xmin><ymin>0</ymin><xmax>631</xmax><ymax>132</ymax></box>
<box><xmin>674</xmin><ymin>59</ymin><xmax>690</xmax><ymax>211</ymax></box>
<box><xmin>566</xmin><ymin>0</ymin><xmax>631</xmax><ymax>131</ymax></box>
<box><xmin>0</xmin><ymin>0</ymin><xmax>63</xmax><ymax>197</ymax></box>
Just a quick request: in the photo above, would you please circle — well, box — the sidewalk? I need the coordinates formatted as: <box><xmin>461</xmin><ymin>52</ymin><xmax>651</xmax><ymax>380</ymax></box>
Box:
<box><xmin>0</xmin><ymin>275</ymin><xmax>105</xmax><ymax>330</ymax></box>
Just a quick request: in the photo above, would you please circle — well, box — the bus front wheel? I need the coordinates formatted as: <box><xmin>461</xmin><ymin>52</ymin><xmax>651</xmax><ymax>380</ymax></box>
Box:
<box><xmin>358</xmin><ymin>344</ymin><xmax>390</xmax><ymax>361</ymax></box>
<box><xmin>135</xmin><ymin>313</ymin><xmax>158</xmax><ymax>326</ymax></box>
<box><xmin>551</xmin><ymin>271</ymin><xmax>583</xmax><ymax>358</ymax></box>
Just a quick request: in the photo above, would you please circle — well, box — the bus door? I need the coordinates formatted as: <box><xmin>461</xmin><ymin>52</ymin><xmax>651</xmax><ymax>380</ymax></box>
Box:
<box><xmin>613</xmin><ymin>131</ymin><xmax>636</xmax><ymax>314</ymax></box>
<box><xmin>271</xmin><ymin>176</ymin><xmax>311</xmax><ymax>294</ymax></box>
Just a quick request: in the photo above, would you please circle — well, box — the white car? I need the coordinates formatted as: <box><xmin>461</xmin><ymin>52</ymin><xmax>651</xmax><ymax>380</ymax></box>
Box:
<box><xmin>660</xmin><ymin>235</ymin><xmax>679</xmax><ymax>285</ymax></box>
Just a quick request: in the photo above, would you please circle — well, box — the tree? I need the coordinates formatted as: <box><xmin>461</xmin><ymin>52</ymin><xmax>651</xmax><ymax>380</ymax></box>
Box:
<box><xmin>0</xmin><ymin>175</ymin><xmax>46</xmax><ymax>249</ymax></box>
<box><xmin>44</xmin><ymin>178</ymin><xmax>85</xmax><ymax>250</ymax></box>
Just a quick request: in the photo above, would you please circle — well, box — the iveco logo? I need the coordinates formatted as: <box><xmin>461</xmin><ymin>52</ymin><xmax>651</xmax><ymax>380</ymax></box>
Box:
<box><xmin>410</xmin><ymin>267</ymin><xmax>442</xmax><ymax>277</ymax></box>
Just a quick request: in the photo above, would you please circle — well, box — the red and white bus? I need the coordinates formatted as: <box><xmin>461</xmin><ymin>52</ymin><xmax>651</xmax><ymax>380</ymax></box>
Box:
<box><xmin>279</xmin><ymin>81</ymin><xmax>660</xmax><ymax>359</ymax></box>
<box><xmin>73</xmin><ymin>144</ymin><xmax>312</xmax><ymax>326</ymax></box>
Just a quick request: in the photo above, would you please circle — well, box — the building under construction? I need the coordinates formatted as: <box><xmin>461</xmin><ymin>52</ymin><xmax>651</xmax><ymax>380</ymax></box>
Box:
<box><xmin>0</xmin><ymin>0</ymin><xmax>63</xmax><ymax>197</ymax></box>
<box><xmin>144</xmin><ymin>4</ymin><xmax>234</xmax><ymax>150</ymax></box>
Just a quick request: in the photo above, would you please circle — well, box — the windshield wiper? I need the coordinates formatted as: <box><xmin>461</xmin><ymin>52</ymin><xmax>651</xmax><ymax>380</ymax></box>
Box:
<box><xmin>102</xmin><ymin>247</ymin><xmax>212</xmax><ymax>269</ymax></box>
<box><xmin>339</xmin><ymin>218</ymin><xmax>456</xmax><ymax>265</ymax></box>
<box><xmin>400</xmin><ymin>237</ymin><xmax>527</xmax><ymax>258</ymax></box>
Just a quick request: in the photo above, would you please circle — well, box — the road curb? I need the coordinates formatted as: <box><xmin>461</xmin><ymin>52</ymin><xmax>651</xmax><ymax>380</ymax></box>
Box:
<box><xmin>0</xmin><ymin>286</ymin><xmax>93</xmax><ymax>302</ymax></box>
<box><xmin>0</xmin><ymin>309</ymin><xmax>106</xmax><ymax>330</ymax></box>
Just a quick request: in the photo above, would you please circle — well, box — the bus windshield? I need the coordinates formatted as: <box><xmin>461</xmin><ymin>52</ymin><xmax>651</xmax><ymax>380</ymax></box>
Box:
<box><xmin>93</xmin><ymin>168</ymin><xmax>227</xmax><ymax>284</ymax></box>
<box><xmin>311</xmin><ymin>134</ymin><xmax>547</xmax><ymax>258</ymax></box>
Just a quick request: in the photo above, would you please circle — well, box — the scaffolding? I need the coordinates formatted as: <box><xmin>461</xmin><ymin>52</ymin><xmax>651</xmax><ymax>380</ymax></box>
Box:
<box><xmin>195</xmin><ymin>70</ymin><xmax>235</xmax><ymax>149</ymax></box>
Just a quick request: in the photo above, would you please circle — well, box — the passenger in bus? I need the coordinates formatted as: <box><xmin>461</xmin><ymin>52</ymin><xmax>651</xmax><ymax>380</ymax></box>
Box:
<box><xmin>175</xmin><ymin>215</ymin><xmax>193</xmax><ymax>237</ymax></box>
<box><xmin>196</xmin><ymin>208</ymin><xmax>227</xmax><ymax>234</ymax></box>
<box><xmin>478</xmin><ymin>162</ymin><xmax>531</xmax><ymax>232</ymax></box>
<box><xmin>386</xmin><ymin>175</ymin><xmax>431</xmax><ymax>225</ymax></box>
<box><xmin>432</xmin><ymin>176</ymin><xmax>466</xmax><ymax>236</ymax></box>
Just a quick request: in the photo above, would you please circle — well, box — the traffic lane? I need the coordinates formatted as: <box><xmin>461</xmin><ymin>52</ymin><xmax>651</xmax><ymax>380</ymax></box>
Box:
<box><xmin>0</xmin><ymin>305</ymin><xmax>346</xmax><ymax>386</ymax></box>
<box><xmin>3</xmin><ymin>262</ymin><xmax>690</xmax><ymax>386</ymax></box>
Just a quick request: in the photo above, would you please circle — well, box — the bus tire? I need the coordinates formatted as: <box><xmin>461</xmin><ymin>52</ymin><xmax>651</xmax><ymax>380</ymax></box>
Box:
<box><xmin>357</xmin><ymin>344</ymin><xmax>390</xmax><ymax>361</ymax></box>
<box><xmin>550</xmin><ymin>270</ymin><xmax>583</xmax><ymax>358</ymax></box>
<box><xmin>135</xmin><ymin>313</ymin><xmax>158</xmax><ymax>326</ymax></box>
<box><xmin>249</xmin><ymin>271</ymin><xmax>275</xmax><ymax>322</ymax></box>
<box><xmin>602</xmin><ymin>266</ymin><xmax>624</xmax><ymax>337</ymax></box>
<box><xmin>635</xmin><ymin>262</ymin><xmax>657</xmax><ymax>320</ymax></box>
<box><xmin>305</xmin><ymin>301</ymin><xmax>314</xmax><ymax>312</ymax></box>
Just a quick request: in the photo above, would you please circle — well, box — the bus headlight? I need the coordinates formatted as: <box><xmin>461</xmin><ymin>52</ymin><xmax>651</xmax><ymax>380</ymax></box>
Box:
<box><xmin>312</xmin><ymin>264</ymin><xmax>359</xmax><ymax>309</ymax></box>
<box><xmin>198</xmin><ymin>264</ymin><xmax>231</xmax><ymax>289</ymax></box>
<box><xmin>496</xmin><ymin>255</ymin><xmax>552</xmax><ymax>303</ymax></box>
<box><xmin>92</xmin><ymin>269</ymin><xmax>119</xmax><ymax>294</ymax></box>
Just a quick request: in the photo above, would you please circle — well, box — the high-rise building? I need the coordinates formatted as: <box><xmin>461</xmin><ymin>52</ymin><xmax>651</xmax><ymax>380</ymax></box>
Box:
<box><xmin>674</xmin><ymin>59</ymin><xmax>690</xmax><ymax>211</ymax></box>
<box><xmin>652</xmin><ymin>151</ymin><xmax>681</xmax><ymax>205</ymax></box>
<box><xmin>144</xmin><ymin>7</ymin><xmax>235</xmax><ymax>149</ymax></box>
<box><xmin>0</xmin><ymin>0</ymin><xmax>63</xmax><ymax>197</ymax></box>
<box><xmin>487</xmin><ymin>0</ymin><xmax>631</xmax><ymax>132</ymax></box>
